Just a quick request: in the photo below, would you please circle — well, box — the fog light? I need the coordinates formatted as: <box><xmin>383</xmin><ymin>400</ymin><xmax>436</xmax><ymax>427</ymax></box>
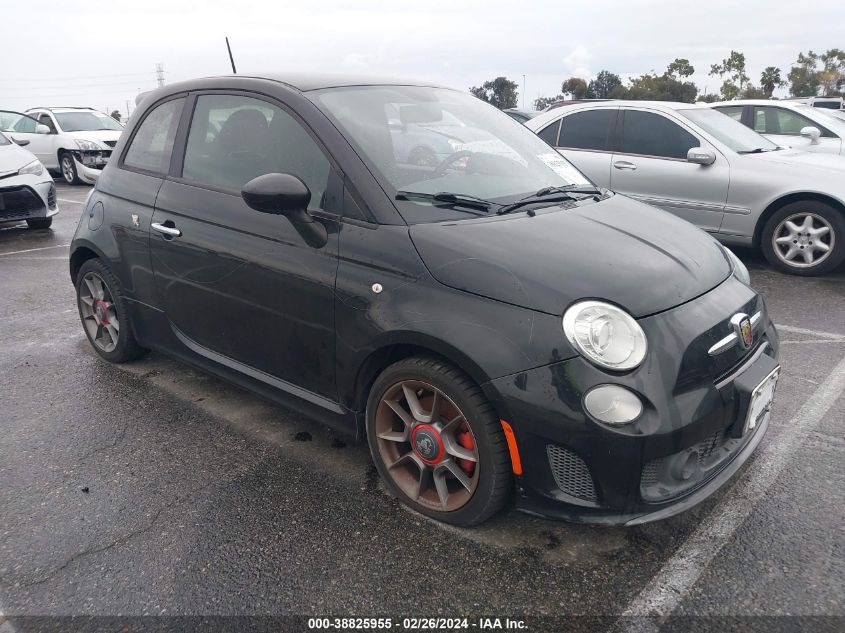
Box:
<box><xmin>583</xmin><ymin>385</ymin><xmax>643</xmax><ymax>425</ymax></box>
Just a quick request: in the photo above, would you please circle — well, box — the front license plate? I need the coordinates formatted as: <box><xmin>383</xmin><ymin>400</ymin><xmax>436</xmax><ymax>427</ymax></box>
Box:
<box><xmin>744</xmin><ymin>366</ymin><xmax>780</xmax><ymax>435</ymax></box>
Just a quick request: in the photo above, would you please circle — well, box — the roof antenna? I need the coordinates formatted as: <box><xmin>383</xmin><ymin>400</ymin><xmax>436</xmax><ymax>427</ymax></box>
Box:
<box><xmin>225</xmin><ymin>37</ymin><xmax>237</xmax><ymax>74</ymax></box>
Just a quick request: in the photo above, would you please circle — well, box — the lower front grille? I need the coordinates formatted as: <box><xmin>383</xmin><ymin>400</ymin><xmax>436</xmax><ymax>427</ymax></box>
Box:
<box><xmin>47</xmin><ymin>183</ymin><xmax>56</xmax><ymax>209</ymax></box>
<box><xmin>547</xmin><ymin>444</ymin><xmax>597</xmax><ymax>502</ymax></box>
<box><xmin>0</xmin><ymin>185</ymin><xmax>45</xmax><ymax>219</ymax></box>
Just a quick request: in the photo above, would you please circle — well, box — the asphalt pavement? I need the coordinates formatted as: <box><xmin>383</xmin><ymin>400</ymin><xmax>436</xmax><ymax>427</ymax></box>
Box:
<box><xmin>0</xmin><ymin>183</ymin><xmax>843</xmax><ymax>632</ymax></box>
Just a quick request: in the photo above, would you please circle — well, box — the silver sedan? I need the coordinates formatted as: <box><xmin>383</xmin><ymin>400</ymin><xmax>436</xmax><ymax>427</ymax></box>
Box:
<box><xmin>527</xmin><ymin>101</ymin><xmax>845</xmax><ymax>275</ymax></box>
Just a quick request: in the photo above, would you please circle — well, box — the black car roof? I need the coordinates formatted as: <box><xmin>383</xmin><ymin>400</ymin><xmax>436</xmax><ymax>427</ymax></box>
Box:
<box><xmin>161</xmin><ymin>72</ymin><xmax>450</xmax><ymax>94</ymax></box>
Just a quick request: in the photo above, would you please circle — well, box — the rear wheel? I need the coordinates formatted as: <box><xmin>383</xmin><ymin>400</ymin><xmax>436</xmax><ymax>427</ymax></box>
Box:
<box><xmin>761</xmin><ymin>201</ymin><xmax>845</xmax><ymax>275</ymax></box>
<box><xmin>26</xmin><ymin>217</ymin><xmax>53</xmax><ymax>229</ymax></box>
<box><xmin>366</xmin><ymin>356</ymin><xmax>512</xmax><ymax>526</ymax></box>
<box><xmin>60</xmin><ymin>152</ymin><xmax>81</xmax><ymax>185</ymax></box>
<box><xmin>75</xmin><ymin>259</ymin><xmax>145</xmax><ymax>363</ymax></box>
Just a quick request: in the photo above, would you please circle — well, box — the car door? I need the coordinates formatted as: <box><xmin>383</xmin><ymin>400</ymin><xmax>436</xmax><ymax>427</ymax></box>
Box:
<box><xmin>149</xmin><ymin>92</ymin><xmax>341</xmax><ymax>400</ymax></box>
<box><xmin>0</xmin><ymin>111</ymin><xmax>55</xmax><ymax>167</ymax></box>
<box><xmin>609</xmin><ymin>108</ymin><xmax>728</xmax><ymax>233</ymax></box>
<box><xmin>540</xmin><ymin>108</ymin><xmax>616</xmax><ymax>188</ymax></box>
<box><xmin>751</xmin><ymin>105</ymin><xmax>843</xmax><ymax>154</ymax></box>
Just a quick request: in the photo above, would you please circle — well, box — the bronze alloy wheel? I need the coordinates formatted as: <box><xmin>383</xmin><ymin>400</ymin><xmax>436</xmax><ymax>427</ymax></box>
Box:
<box><xmin>374</xmin><ymin>380</ymin><xmax>480</xmax><ymax>511</ymax></box>
<box><xmin>79</xmin><ymin>271</ymin><xmax>121</xmax><ymax>353</ymax></box>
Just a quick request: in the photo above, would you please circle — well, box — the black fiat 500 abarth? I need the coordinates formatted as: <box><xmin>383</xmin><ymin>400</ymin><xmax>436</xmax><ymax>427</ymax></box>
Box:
<box><xmin>70</xmin><ymin>74</ymin><xmax>780</xmax><ymax>526</ymax></box>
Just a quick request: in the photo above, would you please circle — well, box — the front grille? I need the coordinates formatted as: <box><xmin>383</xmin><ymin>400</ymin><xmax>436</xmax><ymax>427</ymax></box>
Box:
<box><xmin>640</xmin><ymin>427</ymin><xmax>736</xmax><ymax>503</ymax></box>
<box><xmin>547</xmin><ymin>444</ymin><xmax>597</xmax><ymax>502</ymax></box>
<box><xmin>47</xmin><ymin>183</ymin><xmax>56</xmax><ymax>209</ymax></box>
<box><xmin>103</xmin><ymin>140</ymin><xmax>117</xmax><ymax>148</ymax></box>
<box><xmin>0</xmin><ymin>185</ymin><xmax>45</xmax><ymax>219</ymax></box>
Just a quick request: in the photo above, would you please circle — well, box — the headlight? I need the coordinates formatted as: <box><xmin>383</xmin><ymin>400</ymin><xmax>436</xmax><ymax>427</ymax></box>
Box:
<box><xmin>562</xmin><ymin>300</ymin><xmax>648</xmax><ymax>371</ymax></box>
<box><xmin>75</xmin><ymin>139</ymin><xmax>103</xmax><ymax>151</ymax></box>
<box><xmin>722</xmin><ymin>246</ymin><xmax>751</xmax><ymax>285</ymax></box>
<box><xmin>446</xmin><ymin>137</ymin><xmax>465</xmax><ymax>152</ymax></box>
<box><xmin>18</xmin><ymin>160</ymin><xmax>44</xmax><ymax>176</ymax></box>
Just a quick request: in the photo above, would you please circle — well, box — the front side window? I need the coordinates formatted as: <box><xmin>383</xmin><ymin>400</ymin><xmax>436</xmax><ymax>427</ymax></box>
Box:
<box><xmin>123</xmin><ymin>98</ymin><xmax>184</xmax><ymax>174</ymax></box>
<box><xmin>53</xmin><ymin>111</ymin><xmax>123</xmax><ymax>132</ymax></box>
<box><xmin>181</xmin><ymin>94</ymin><xmax>332</xmax><ymax>210</ymax></box>
<box><xmin>620</xmin><ymin>110</ymin><xmax>698</xmax><ymax>159</ymax></box>
<box><xmin>314</xmin><ymin>86</ymin><xmax>590</xmax><ymax>223</ymax></box>
<box><xmin>0</xmin><ymin>111</ymin><xmax>40</xmax><ymax>134</ymax></box>
<box><xmin>558</xmin><ymin>110</ymin><xmax>615</xmax><ymax>151</ymax></box>
<box><xmin>537</xmin><ymin>120</ymin><xmax>560</xmax><ymax>146</ymax></box>
<box><xmin>0</xmin><ymin>131</ymin><xmax>10</xmax><ymax>146</ymax></box>
<box><xmin>714</xmin><ymin>105</ymin><xmax>743</xmax><ymax>122</ymax></box>
<box><xmin>753</xmin><ymin>106</ymin><xmax>834</xmax><ymax>138</ymax></box>
<box><xmin>37</xmin><ymin>114</ymin><xmax>57</xmax><ymax>133</ymax></box>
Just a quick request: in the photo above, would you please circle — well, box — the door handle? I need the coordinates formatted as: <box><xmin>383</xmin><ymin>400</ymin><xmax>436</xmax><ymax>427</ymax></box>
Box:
<box><xmin>151</xmin><ymin>222</ymin><xmax>182</xmax><ymax>237</ymax></box>
<box><xmin>613</xmin><ymin>161</ymin><xmax>637</xmax><ymax>171</ymax></box>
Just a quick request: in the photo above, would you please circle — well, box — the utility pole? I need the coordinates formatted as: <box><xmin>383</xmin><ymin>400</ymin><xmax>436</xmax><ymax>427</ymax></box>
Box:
<box><xmin>156</xmin><ymin>63</ymin><xmax>165</xmax><ymax>88</ymax></box>
<box><xmin>522</xmin><ymin>74</ymin><xmax>526</xmax><ymax>109</ymax></box>
<box><xmin>125</xmin><ymin>100</ymin><xmax>131</xmax><ymax>118</ymax></box>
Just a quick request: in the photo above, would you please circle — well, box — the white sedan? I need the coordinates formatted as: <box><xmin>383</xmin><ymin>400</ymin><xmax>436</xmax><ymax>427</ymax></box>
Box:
<box><xmin>0</xmin><ymin>131</ymin><xmax>58</xmax><ymax>229</ymax></box>
<box><xmin>710</xmin><ymin>100</ymin><xmax>845</xmax><ymax>155</ymax></box>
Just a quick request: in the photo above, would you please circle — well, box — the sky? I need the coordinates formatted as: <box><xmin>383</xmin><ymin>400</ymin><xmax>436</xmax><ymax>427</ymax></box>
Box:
<box><xmin>1</xmin><ymin>0</ymin><xmax>843</xmax><ymax>117</ymax></box>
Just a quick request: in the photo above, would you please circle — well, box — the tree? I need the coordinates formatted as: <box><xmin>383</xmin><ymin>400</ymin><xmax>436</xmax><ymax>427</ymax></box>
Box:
<box><xmin>110</xmin><ymin>110</ymin><xmax>122</xmax><ymax>122</ymax></box>
<box><xmin>468</xmin><ymin>77</ymin><xmax>519</xmax><ymax>109</ymax></box>
<box><xmin>534</xmin><ymin>95</ymin><xmax>563</xmax><ymax>110</ymax></box>
<box><xmin>709</xmin><ymin>50</ymin><xmax>750</xmax><ymax>100</ymax></box>
<box><xmin>788</xmin><ymin>51</ymin><xmax>821</xmax><ymax>97</ymax></box>
<box><xmin>623</xmin><ymin>72</ymin><xmax>697</xmax><ymax>103</ymax></box>
<box><xmin>819</xmin><ymin>48</ymin><xmax>845</xmax><ymax>95</ymax></box>
<box><xmin>561</xmin><ymin>77</ymin><xmax>588</xmax><ymax>99</ymax></box>
<box><xmin>760</xmin><ymin>67</ymin><xmax>785</xmax><ymax>98</ymax></box>
<box><xmin>666</xmin><ymin>58</ymin><xmax>695</xmax><ymax>80</ymax></box>
<box><xmin>741</xmin><ymin>85</ymin><xmax>768</xmax><ymax>99</ymax></box>
<box><xmin>586</xmin><ymin>70</ymin><xmax>623</xmax><ymax>99</ymax></box>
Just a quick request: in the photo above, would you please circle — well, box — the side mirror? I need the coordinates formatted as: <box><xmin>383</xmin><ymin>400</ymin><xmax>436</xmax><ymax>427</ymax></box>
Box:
<box><xmin>12</xmin><ymin>137</ymin><xmax>30</xmax><ymax>147</ymax></box>
<box><xmin>687</xmin><ymin>147</ymin><xmax>716</xmax><ymax>166</ymax></box>
<box><xmin>36</xmin><ymin>124</ymin><xmax>50</xmax><ymax>135</ymax></box>
<box><xmin>800</xmin><ymin>126</ymin><xmax>821</xmax><ymax>144</ymax></box>
<box><xmin>241</xmin><ymin>173</ymin><xmax>327</xmax><ymax>249</ymax></box>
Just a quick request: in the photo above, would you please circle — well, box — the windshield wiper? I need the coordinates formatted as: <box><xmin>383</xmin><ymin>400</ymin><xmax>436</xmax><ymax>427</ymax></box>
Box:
<box><xmin>497</xmin><ymin>185</ymin><xmax>603</xmax><ymax>215</ymax></box>
<box><xmin>737</xmin><ymin>147</ymin><xmax>774</xmax><ymax>154</ymax></box>
<box><xmin>395</xmin><ymin>191</ymin><xmax>494</xmax><ymax>213</ymax></box>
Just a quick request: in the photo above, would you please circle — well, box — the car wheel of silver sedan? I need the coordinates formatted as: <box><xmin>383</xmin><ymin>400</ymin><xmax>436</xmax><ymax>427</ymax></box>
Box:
<box><xmin>762</xmin><ymin>201</ymin><xmax>845</xmax><ymax>276</ymax></box>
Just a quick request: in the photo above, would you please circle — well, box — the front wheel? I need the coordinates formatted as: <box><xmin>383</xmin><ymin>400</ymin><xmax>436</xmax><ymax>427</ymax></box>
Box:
<box><xmin>366</xmin><ymin>356</ymin><xmax>512</xmax><ymax>526</ymax></box>
<box><xmin>761</xmin><ymin>201</ymin><xmax>845</xmax><ymax>275</ymax></box>
<box><xmin>26</xmin><ymin>217</ymin><xmax>53</xmax><ymax>229</ymax></box>
<box><xmin>60</xmin><ymin>152</ymin><xmax>81</xmax><ymax>185</ymax></box>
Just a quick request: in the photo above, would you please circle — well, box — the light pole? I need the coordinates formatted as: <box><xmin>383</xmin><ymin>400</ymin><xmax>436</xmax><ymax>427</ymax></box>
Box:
<box><xmin>522</xmin><ymin>74</ymin><xmax>526</xmax><ymax>109</ymax></box>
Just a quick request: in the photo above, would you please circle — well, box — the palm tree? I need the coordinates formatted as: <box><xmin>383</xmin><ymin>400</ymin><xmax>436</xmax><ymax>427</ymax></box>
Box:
<box><xmin>760</xmin><ymin>67</ymin><xmax>785</xmax><ymax>98</ymax></box>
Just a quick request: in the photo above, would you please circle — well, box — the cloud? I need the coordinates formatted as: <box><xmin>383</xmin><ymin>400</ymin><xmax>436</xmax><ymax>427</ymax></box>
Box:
<box><xmin>562</xmin><ymin>46</ymin><xmax>592</xmax><ymax>80</ymax></box>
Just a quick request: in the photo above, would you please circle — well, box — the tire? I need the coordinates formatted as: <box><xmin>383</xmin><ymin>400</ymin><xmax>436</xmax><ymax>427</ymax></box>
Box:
<box><xmin>761</xmin><ymin>200</ymin><xmax>845</xmax><ymax>276</ymax></box>
<box><xmin>26</xmin><ymin>217</ymin><xmax>53</xmax><ymax>229</ymax></box>
<box><xmin>60</xmin><ymin>152</ymin><xmax>81</xmax><ymax>185</ymax></box>
<box><xmin>75</xmin><ymin>259</ymin><xmax>146</xmax><ymax>363</ymax></box>
<box><xmin>366</xmin><ymin>356</ymin><xmax>512</xmax><ymax>526</ymax></box>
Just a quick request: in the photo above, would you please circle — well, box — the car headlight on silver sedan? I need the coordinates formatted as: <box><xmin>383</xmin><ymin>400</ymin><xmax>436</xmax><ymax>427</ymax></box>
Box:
<box><xmin>562</xmin><ymin>300</ymin><xmax>648</xmax><ymax>371</ymax></box>
<box><xmin>75</xmin><ymin>139</ymin><xmax>104</xmax><ymax>151</ymax></box>
<box><xmin>18</xmin><ymin>160</ymin><xmax>44</xmax><ymax>176</ymax></box>
<box><xmin>722</xmin><ymin>246</ymin><xmax>751</xmax><ymax>285</ymax></box>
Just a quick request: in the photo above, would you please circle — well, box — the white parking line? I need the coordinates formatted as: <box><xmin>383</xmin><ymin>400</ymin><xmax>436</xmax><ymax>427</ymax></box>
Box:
<box><xmin>0</xmin><ymin>244</ymin><xmax>70</xmax><ymax>256</ymax></box>
<box><xmin>57</xmin><ymin>197</ymin><xmax>85</xmax><ymax>205</ymax></box>
<box><xmin>619</xmin><ymin>351</ymin><xmax>845</xmax><ymax>629</ymax></box>
<box><xmin>775</xmin><ymin>323</ymin><xmax>845</xmax><ymax>341</ymax></box>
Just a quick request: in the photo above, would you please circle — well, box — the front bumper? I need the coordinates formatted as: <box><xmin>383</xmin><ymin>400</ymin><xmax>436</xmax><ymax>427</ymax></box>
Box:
<box><xmin>485</xmin><ymin>276</ymin><xmax>780</xmax><ymax>525</ymax></box>
<box><xmin>0</xmin><ymin>175</ymin><xmax>58</xmax><ymax>222</ymax></box>
<box><xmin>72</xmin><ymin>151</ymin><xmax>110</xmax><ymax>185</ymax></box>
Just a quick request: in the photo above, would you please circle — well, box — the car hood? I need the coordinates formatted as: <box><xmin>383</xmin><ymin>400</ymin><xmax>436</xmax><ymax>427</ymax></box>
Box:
<box><xmin>409</xmin><ymin>195</ymin><xmax>732</xmax><ymax>318</ymax></box>
<box><xmin>64</xmin><ymin>130</ymin><xmax>123</xmax><ymax>144</ymax></box>
<box><xmin>749</xmin><ymin>148</ymin><xmax>845</xmax><ymax>172</ymax></box>
<box><xmin>0</xmin><ymin>141</ymin><xmax>37</xmax><ymax>176</ymax></box>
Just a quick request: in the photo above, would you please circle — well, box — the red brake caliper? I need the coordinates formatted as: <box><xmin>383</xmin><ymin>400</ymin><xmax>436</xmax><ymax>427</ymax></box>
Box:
<box><xmin>455</xmin><ymin>424</ymin><xmax>476</xmax><ymax>475</ymax></box>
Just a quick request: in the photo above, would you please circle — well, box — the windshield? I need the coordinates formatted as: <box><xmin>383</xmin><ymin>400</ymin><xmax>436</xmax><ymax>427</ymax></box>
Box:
<box><xmin>795</xmin><ymin>104</ymin><xmax>845</xmax><ymax>129</ymax></box>
<box><xmin>54</xmin><ymin>111</ymin><xmax>123</xmax><ymax>132</ymax></box>
<box><xmin>0</xmin><ymin>110</ymin><xmax>41</xmax><ymax>134</ymax></box>
<box><xmin>680</xmin><ymin>108</ymin><xmax>779</xmax><ymax>153</ymax></box>
<box><xmin>313</xmin><ymin>86</ymin><xmax>591</xmax><ymax>222</ymax></box>
<box><xmin>0</xmin><ymin>131</ymin><xmax>10</xmax><ymax>146</ymax></box>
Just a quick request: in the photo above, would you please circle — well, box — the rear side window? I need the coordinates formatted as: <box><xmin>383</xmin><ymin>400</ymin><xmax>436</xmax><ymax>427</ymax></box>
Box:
<box><xmin>714</xmin><ymin>105</ymin><xmax>744</xmax><ymax>122</ymax></box>
<box><xmin>537</xmin><ymin>120</ymin><xmax>561</xmax><ymax>146</ymax></box>
<box><xmin>558</xmin><ymin>110</ymin><xmax>614</xmax><ymax>151</ymax></box>
<box><xmin>181</xmin><ymin>94</ymin><xmax>332</xmax><ymax>210</ymax></box>
<box><xmin>123</xmin><ymin>98</ymin><xmax>184</xmax><ymax>174</ymax></box>
<box><xmin>620</xmin><ymin>110</ymin><xmax>698</xmax><ymax>159</ymax></box>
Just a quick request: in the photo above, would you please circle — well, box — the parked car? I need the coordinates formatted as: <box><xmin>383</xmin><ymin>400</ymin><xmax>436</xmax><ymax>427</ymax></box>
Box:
<box><xmin>0</xmin><ymin>130</ymin><xmax>58</xmax><ymax>228</ymax></box>
<box><xmin>503</xmin><ymin>108</ymin><xmax>539</xmax><ymax>124</ymax></box>
<box><xmin>71</xmin><ymin>74</ymin><xmax>780</xmax><ymax>527</ymax></box>
<box><xmin>710</xmin><ymin>99</ymin><xmax>845</xmax><ymax>155</ymax></box>
<box><xmin>527</xmin><ymin>100</ymin><xmax>845</xmax><ymax>275</ymax></box>
<box><xmin>4</xmin><ymin>107</ymin><xmax>123</xmax><ymax>185</ymax></box>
